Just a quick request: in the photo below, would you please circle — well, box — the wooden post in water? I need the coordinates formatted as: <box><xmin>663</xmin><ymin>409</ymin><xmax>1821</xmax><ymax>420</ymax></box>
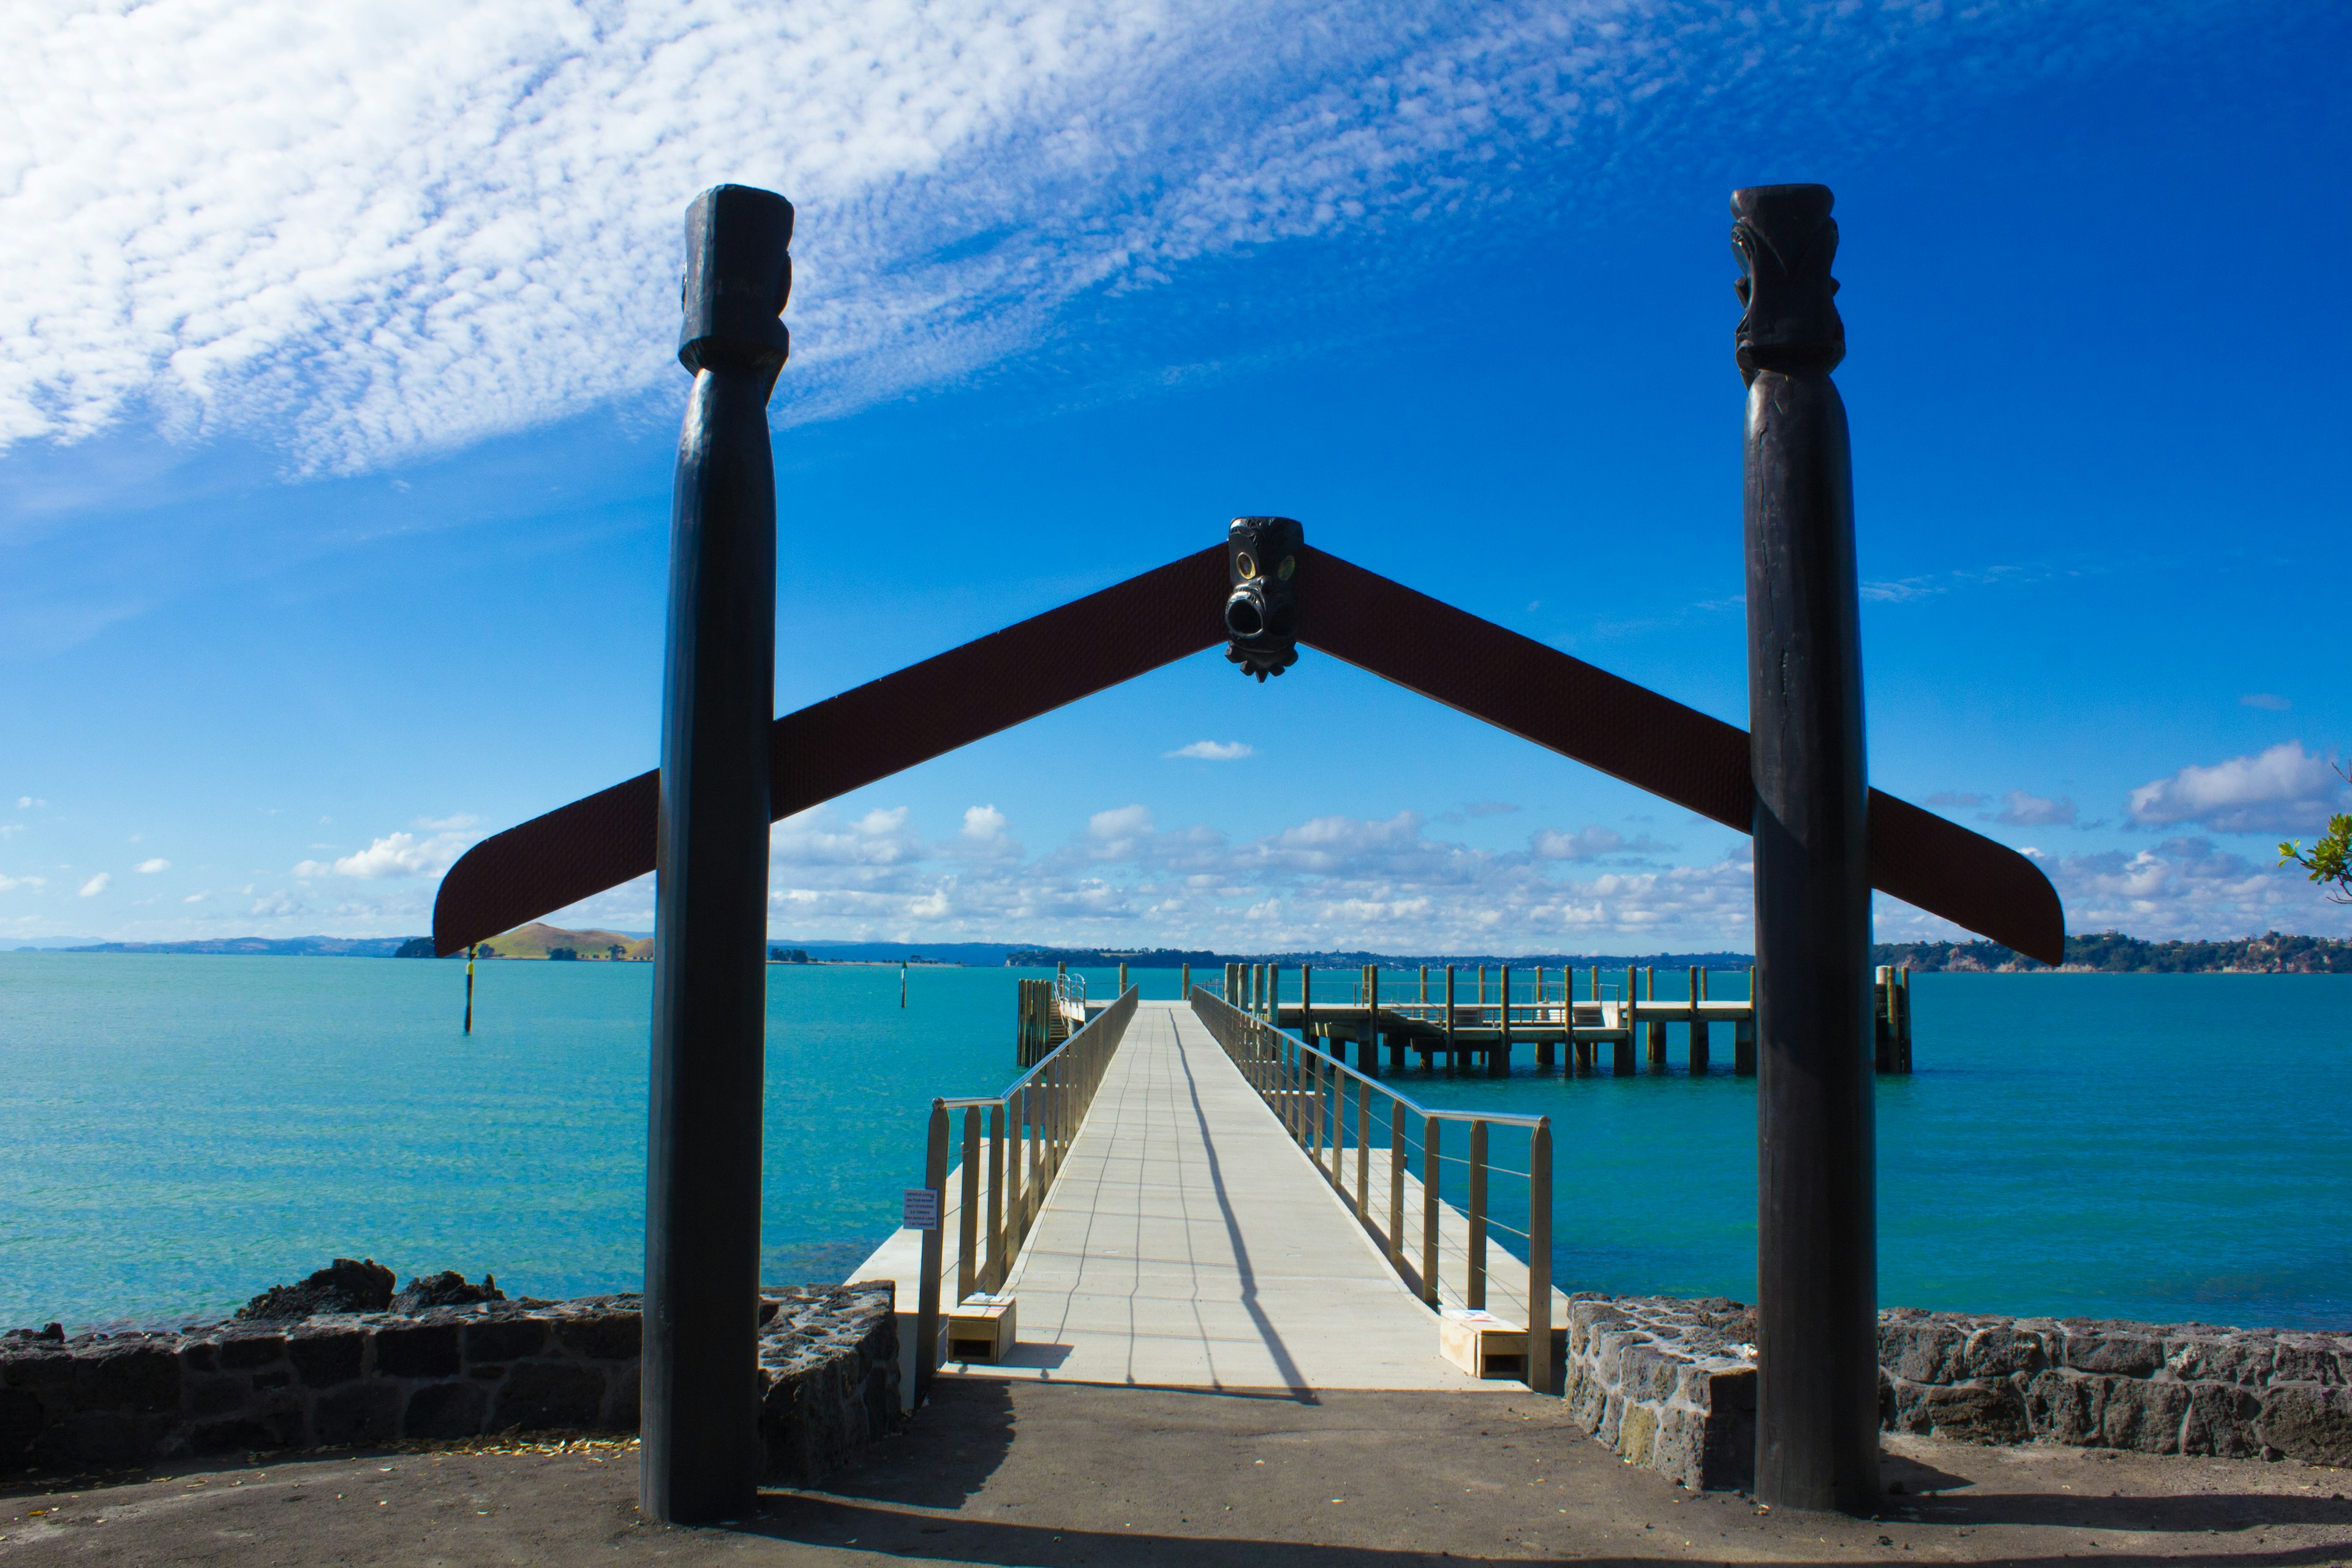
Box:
<box><xmin>463</xmin><ymin>944</ymin><xmax>477</xmax><ymax>1034</ymax></box>
<box><xmin>1612</xmin><ymin>965</ymin><xmax>1638</xmax><ymax>1074</ymax></box>
<box><xmin>1493</xmin><ymin>963</ymin><xmax>1512</xmax><ymax>1076</ymax></box>
<box><xmin>1180</xmin><ymin>962</ymin><xmax>1191</xmax><ymax>998</ymax></box>
<box><xmin>643</xmin><ymin>184</ymin><xmax>791</xmax><ymax>1527</ymax></box>
<box><xmin>1736</xmin><ymin>183</ymin><xmax>1877</xmax><ymax>1516</ymax></box>
<box><xmin>1363</xmin><ymin>963</ymin><xmax>1380</xmax><ymax>1074</ymax></box>
<box><xmin>1443</xmin><ymin>965</ymin><xmax>1457</xmax><ymax>1071</ymax></box>
<box><xmin>1897</xmin><ymin>967</ymin><xmax>1913</xmax><ymax>1072</ymax></box>
<box><xmin>1736</xmin><ymin>964</ymin><xmax>1758</xmax><ymax>1075</ymax></box>
<box><xmin>1534</xmin><ymin>965</ymin><xmax>1554</xmax><ymax>1070</ymax></box>
<box><xmin>1644</xmin><ymin>965</ymin><xmax>1665</xmax><ymax>1069</ymax></box>
<box><xmin>1688</xmin><ymin>963</ymin><xmax>1709</xmax><ymax>1074</ymax></box>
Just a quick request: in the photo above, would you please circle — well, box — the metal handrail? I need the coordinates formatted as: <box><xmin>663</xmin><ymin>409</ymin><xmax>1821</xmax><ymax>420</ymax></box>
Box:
<box><xmin>1189</xmin><ymin>985</ymin><xmax>1553</xmax><ymax>1395</ymax></box>
<box><xmin>913</xmin><ymin>984</ymin><xmax>1138</xmax><ymax>1402</ymax></box>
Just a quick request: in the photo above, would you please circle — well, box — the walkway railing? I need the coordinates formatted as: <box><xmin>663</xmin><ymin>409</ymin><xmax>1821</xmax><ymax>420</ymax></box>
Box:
<box><xmin>914</xmin><ymin>984</ymin><xmax>1138</xmax><ymax>1398</ymax></box>
<box><xmin>1189</xmin><ymin>987</ymin><xmax>1555</xmax><ymax>1394</ymax></box>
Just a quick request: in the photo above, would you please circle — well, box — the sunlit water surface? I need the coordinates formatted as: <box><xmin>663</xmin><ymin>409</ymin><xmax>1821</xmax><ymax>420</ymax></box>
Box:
<box><xmin>2</xmin><ymin>956</ymin><xmax>2344</xmax><ymax>1331</ymax></box>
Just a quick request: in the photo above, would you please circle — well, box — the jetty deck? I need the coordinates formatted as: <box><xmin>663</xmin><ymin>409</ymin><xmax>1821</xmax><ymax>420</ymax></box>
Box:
<box><xmin>854</xmin><ymin>998</ymin><xmax>1558</xmax><ymax>1398</ymax></box>
<box><xmin>969</xmin><ymin>1001</ymin><xmax>1483</xmax><ymax>1390</ymax></box>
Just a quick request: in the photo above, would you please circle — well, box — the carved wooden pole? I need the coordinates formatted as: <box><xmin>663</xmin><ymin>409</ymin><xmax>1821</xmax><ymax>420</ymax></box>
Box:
<box><xmin>643</xmin><ymin>184</ymin><xmax>793</xmax><ymax>1526</ymax></box>
<box><xmin>1735</xmin><ymin>183</ymin><xmax>1878</xmax><ymax>1516</ymax></box>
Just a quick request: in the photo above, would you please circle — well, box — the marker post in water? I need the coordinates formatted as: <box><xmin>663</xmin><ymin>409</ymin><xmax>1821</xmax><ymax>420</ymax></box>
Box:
<box><xmin>464</xmin><ymin>944</ymin><xmax>477</xmax><ymax>1035</ymax></box>
<box><xmin>900</xmin><ymin>961</ymin><xmax>907</xmax><ymax>1009</ymax></box>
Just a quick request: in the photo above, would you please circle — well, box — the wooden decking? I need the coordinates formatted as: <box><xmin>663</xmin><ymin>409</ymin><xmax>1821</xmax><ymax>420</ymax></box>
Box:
<box><xmin>852</xmin><ymin>1002</ymin><xmax>1509</xmax><ymax>1395</ymax></box>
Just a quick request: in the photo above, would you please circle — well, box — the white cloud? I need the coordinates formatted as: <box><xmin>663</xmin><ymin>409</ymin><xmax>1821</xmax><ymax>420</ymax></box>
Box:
<box><xmin>16</xmin><ymin>797</ymin><xmax>45</xmax><ymax>809</ymax></box>
<box><xmin>413</xmin><ymin>813</ymin><xmax>481</xmax><ymax>832</ymax></box>
<box><xmin>0</xmin><ymin>873</ymin><xmax>45</xmax><ymax>891</ymax></box>
<box><xmin>751</xmin><ymin>798</ymin><xmax>1760</xmax><ymax>948</ymax></box>
<box><xmin>302</xmin><ymin>827</ymin><xmax>473</xmax><ymax>880</ymax></box>
<box><xmin>2240</xmin><ymin>693</ymin><xmax>2291</xmax><ymax>712</ymax></box>
<box><xmin>1165</xmin><ymin>741</ymin><xmax>1253</xmax><ymax>761</ymax></box>
<box><xmin>0</xmin><ymin>0</ymin><xmax>2188</xmax><ymax>472</ymax></box>
<box><xmin>78</xmin><ymin>872</ymin><xmax>110</xmax><ymax>897</ymax></box>
<box><xmin>1994</xmin><ymin>791</ymin><xmax>2076</xmax><ymax>828</ymax></box>
<box><xmin>2126</xmin><ymin>742</ymin><xmax>2348</xmax><ymax>834</ymax></box>
<box><xmin>135</xmin><ymin>856</ymin><xmax>170</xmax><ymax>873</ymax></box>
<box><xmin>1874</xmin><ymin>835</ymin><xmax>2352</xmax><ymax>946</ymax></box>
<box><xmin>960</xmin><ymin>804</ymin><xmax>1008</xmax><ymax>842</ymax></box>
<box><xmin>1530</xmin><ymin>825</ymin><xmax>1670</xmax><ymax>861</ymax></box>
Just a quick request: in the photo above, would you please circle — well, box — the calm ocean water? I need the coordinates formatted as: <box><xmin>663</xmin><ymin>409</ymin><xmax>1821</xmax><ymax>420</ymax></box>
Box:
<box><xmin>1</xmin><ymin>955</ymin><xmax>2345</xmax><ymax>1332</ymax></box>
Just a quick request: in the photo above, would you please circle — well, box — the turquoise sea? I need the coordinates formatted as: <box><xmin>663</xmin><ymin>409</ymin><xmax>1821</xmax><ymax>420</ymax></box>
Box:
<box><xmin>1</xmin><ymin>955</ymin><xmax>2345</xmax><ymax>1333</ymax></box>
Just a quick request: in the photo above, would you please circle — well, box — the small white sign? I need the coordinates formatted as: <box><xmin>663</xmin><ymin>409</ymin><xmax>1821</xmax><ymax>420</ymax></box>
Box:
<box><xmin>903</xmin><ymin>1188</ymin><xmax>940</xmax><ymax>1231</ymax></box>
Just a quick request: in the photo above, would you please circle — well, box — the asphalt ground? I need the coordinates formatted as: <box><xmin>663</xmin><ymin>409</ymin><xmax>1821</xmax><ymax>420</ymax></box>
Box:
<box><xmin>4</xmin><ymin>1378</ymin><xmax>2348</xmax><ymax>1566</ymax></box>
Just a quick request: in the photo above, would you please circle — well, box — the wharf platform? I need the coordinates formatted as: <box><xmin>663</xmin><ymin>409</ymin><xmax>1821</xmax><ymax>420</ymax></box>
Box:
<box><xmin>852</xmin><ymin>1001</ymin><xmax>1494</xmax><ymax>1395</ymax></box>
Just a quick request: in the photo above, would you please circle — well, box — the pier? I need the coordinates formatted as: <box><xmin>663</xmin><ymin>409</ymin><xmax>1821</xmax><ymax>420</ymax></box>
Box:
<box><xmin>1205</xmin><ymin>960</ymin><xmax>1914</xmax><ymax>1075</ymax></box>
<box><xmin>856</xmin><ymin>989</ymin><xmax>1567</xmax><ymax>1404</ymax></box>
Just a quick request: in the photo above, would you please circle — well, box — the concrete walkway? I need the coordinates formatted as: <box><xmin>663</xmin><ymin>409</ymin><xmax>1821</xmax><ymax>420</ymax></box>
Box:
<box><xmin>949</xmin><ymin>1001</ymin><xmax>1485</xmax><ymax>1392</ymax></box>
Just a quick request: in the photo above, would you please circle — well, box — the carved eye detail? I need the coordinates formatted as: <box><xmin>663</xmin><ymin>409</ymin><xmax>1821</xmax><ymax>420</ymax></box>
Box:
<box><xmin>1235</xmin><ymin>552</ymin><xmax>1258</xmax><ymax>579</ymax></box>
<box><xmin>1277</xmin><ymin>556</ymin><xmax>1296</xmax><ymax>581</ymax></box>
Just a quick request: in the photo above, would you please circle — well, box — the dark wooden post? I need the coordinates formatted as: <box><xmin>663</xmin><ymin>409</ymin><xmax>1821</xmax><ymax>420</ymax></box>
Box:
<box><xmin>1735</xmin><ymin>183</ymin><xmax>1878</xmax><ymax>1517</ymax></box>
<box><xmin>642</xmin><ymin>184</ymin><xmax>793</xmax><ymax>1527</ymax></box>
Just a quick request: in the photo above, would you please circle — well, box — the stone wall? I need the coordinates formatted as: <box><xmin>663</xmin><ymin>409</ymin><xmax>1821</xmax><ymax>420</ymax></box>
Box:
<box><xmin>0</xmin><ymin>1283</ymin><xmax>896</xmax><ymax>1485</ymax></box>
<box><xmin>1564</xmin><ymin>1295</ymin><xmax>1757</xmax><ymax>1492</ymax></box>
<box><xmin>1879</xmin><ymin>1308</ymin><xmax>2352</xmax><ymax>1467</ymax></box>
<box><xmin>1564</xmin><ymin>1294</ymin><xmax>2352</xmax><ymax>1493</ymax></box>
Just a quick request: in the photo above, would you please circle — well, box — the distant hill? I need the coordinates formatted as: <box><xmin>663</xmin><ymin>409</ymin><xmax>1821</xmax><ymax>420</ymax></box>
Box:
<box><xmin>470</xmin><ymin>922</ymin><xmax>652</xmax><ymax>962</ymax></box>
<box><xmin>1874</xmin><ymin>930</ymin><xmax>2352</xmax><ymax>974</ymax></box>
<box><xmin>56</xmin><ymin>935</ymin><xmax>418</xmax><ymax>957</ymax></box>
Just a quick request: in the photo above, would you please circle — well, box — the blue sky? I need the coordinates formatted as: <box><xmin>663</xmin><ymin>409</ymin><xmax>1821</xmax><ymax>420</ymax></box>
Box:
<box><xmin>4</xmin><ymin>0</ymin><xmax>2346</xmax><ymax>952</ymax></box>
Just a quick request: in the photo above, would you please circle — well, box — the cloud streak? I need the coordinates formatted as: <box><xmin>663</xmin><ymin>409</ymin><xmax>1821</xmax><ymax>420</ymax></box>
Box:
<box><xmin>2</xmin><ymin>0</ymin><xmax>2201</xmax><ymax>474</ymax></box>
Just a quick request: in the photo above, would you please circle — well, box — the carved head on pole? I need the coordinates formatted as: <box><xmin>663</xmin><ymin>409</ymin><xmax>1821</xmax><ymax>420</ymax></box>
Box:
<box><xmin>1224</xmin><ymin>516</ymin><xmax>1303</xmax><ymax>681</ymax></box>
<box><xmin>1731</xmin><ymin>184</ymin><xmax>1843</xmax><ymax>386</ymax></box>
<box><xmin>679</xmin><ymin>184</ymin><xmax>795</xmax><ymax>379</ymax></box>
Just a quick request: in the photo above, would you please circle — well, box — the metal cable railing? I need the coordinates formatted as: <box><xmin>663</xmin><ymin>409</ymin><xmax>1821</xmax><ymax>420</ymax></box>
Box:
<box><xmin>1188</xmin><ymin>985</ymin><xmax>1555</xmax><ymax>1394</ymax></box>
<box><xmin>911</xmin><ymin>984</ymin><xmax>1136</xmax><ymax>1400</ymax></box>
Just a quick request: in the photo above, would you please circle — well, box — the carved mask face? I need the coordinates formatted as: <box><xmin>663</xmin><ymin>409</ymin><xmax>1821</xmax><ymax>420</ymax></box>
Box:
<box><xmin>1730</xmin><ymin>184</ymin><xmax>1844</xmax><ymax>384</ymax></box>
<box><xmin>1224</xmin><ymin>516</ymin><xmax>1303</xmax><ymax>681</ymax></box>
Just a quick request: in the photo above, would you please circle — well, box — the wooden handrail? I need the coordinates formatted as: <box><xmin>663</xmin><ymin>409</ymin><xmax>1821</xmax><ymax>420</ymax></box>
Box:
<box><xmin>1189</xmin><ymin>987</ymin><xmax>1553</xmax><ymax>1394</ymax></box>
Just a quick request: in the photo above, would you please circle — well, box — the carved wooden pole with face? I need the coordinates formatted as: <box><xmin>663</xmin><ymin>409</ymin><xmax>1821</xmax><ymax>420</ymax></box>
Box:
<box><xmin>643</xmin><ymin>183</ymin><xmax>793</xmax><ymax>1526</ymax></box>
<box><xmin>1735</xmin><ymin>183</ymin><xmax>1879</xmax><ymax>1517</ymax></box>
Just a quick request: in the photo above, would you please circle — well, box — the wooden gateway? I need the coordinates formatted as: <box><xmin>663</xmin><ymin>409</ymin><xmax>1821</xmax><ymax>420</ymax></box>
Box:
<box><xmin>431</xmin><ymin>183</ymin><xmax>2059</xmax><ymax>1522</ymax></box>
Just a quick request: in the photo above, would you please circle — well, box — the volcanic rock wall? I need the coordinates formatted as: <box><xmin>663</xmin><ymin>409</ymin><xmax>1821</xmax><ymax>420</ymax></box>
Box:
<box><xmin>0</xmin><ymin>1283</ymin><xmax>895</xmax><ymax>1485</ymax></box>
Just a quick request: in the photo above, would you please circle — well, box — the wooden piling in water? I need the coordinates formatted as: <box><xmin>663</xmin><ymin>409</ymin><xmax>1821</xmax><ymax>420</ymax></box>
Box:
<box><xmin>1534</xmin><ymin>965</ymin><xmax>1555</xmax><ymax>1070</ymax></box>
<box><xmin>1689</xmin><ymin>963</ymin><xmax>1710</xmax><ymax>1075</ymax></box>
<box><xmin>1494</xmin><ymin>964</ymin><xmax>1512</xmax><ymax>1076</ymax></box>
<box><xmin>1443</xmin><ymin>964</ymin><xmax>1457</xmax><ymax>1069</ymax></box>
<box><xmin>1646</xmin><ymin>965</ymin><xmax>1667</xmax><ymax>1069</ymax></box>
<box><xmin>1613</xmin><ymin>976</ymin><xmax>1637</xmax><ymax>1075</ymax></box>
